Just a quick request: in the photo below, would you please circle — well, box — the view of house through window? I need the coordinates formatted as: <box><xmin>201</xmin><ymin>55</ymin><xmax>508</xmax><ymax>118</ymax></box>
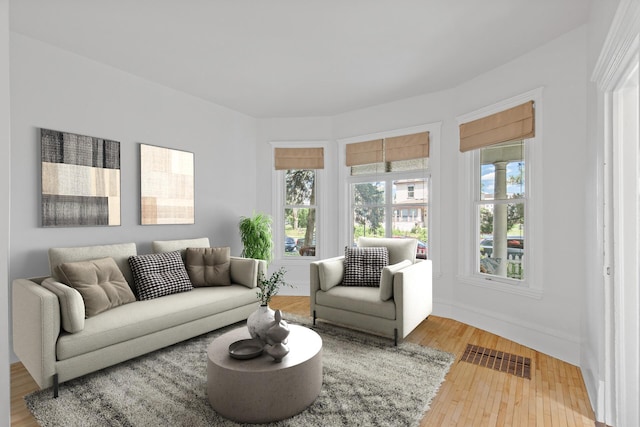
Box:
<box><xmin>478</xmin><ymin>140</ymin><xmax>525</xmax><ymax>279</ymax></box>
<box><xmin>284</xmin><ymin>169</ymin><xmax>316</xmax><ymax>257</ymax></box>
<box><xmin>350</xmin><ymin>158</ymin><xmax>429</xmax><ymax>260</ymax></box>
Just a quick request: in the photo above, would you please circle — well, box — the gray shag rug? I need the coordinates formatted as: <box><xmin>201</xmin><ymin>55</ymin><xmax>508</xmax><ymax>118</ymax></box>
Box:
<box><xmin>25</xmin><ymin>314</ymin><xmax>454</xmax><ymax>427</ymax></box>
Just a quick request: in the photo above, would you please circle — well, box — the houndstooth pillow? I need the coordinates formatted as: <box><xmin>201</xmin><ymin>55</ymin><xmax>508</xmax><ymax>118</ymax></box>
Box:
<box><xmin>342</xmin><ymin>246</ymin><xmax>389</xmax><ymax>287</ymax></box>
<box><xmin>128</xmin><ymin>251</ymin><xmax>193</xmax><ymax>300</ymax></box>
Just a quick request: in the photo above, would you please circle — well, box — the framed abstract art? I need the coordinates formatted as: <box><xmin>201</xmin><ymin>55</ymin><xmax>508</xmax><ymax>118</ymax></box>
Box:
<box><xmin>41</xmin><ymin>128</ymin><xmax>121</xmax><ymax>227</ymax></box>
<box><xmin>140</xmin><ymin>143</ymin><xmax>194</xmax><ymax>225</ymax></box>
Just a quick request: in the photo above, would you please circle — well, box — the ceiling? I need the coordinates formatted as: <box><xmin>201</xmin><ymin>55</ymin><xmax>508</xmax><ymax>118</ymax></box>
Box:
<box><xmin>9</xmin><ymin>1</ymin><xmax>590</xmax><ymax>118</ymax></box>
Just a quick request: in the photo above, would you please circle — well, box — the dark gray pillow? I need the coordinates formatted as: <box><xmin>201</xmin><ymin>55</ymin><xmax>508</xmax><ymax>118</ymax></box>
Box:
<box><xmin>342</xmin><ymin>247</ymin><xmax>389</xmax><ymax>287</ymax></box>
<box><xmin>128</xmin><ymin>251</ymin><xmax>193</xmax><ymax>300</ymax></box>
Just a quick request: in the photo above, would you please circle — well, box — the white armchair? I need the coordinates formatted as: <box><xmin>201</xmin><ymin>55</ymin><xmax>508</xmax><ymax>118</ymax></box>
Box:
<box><xmin>310</xmin><ymin>237</ymin><xmax>432</xmax><ymax>345</ymax></box>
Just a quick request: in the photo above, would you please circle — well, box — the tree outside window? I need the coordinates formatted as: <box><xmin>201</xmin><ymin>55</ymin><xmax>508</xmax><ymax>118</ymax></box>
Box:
<box><xmin>284</xmin><ymin>169</ymin><xmax>316</xmax><ymax>257</ymax></box>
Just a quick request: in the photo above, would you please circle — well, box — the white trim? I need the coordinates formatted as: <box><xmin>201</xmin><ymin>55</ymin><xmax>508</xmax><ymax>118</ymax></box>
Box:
<box><xmin>337</xmin><ymin>122</ymin><xmax>442</xmax><ymax>275</ymax></box>
<box><xmin>433</xmin><ymin>297</ymin><xmax>580</xmax><ymax>365</ymax></box>
<box><xmin>269</xmin><ymin>140</ymin><xmax>329</xmax><ymax>264</ymax></box>
<box><xmin>456</xmin><ymin>88</ymin><xmax>544</xmax><ymax>294</ymax></box>
<box><xmin>592</xmin><ymin>0</ymin><xmax>640</xmax><ymax>91</ymax></box>
<box><xmin>591</xmin><ymin>1</ymin><xmax>640</xmax><ymax>423</ymax></box>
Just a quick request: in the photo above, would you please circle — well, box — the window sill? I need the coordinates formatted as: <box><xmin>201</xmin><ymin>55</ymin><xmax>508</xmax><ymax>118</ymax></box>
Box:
<box><xmin>457</xmin><ymin>275</ymin><xmax>543</xmax><ymax>299</ymax></box>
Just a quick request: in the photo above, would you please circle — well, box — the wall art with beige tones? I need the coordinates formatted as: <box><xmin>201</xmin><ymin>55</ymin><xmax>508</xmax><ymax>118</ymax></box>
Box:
<box><xmin>140</xmin><ymin>143</ymin><xmax>194</xmax><ymax>225</ymax></box>
<box><xmin>41</xmin><ymin>128</ymin><xmax>121</xmax><ymax>227</ymax></box>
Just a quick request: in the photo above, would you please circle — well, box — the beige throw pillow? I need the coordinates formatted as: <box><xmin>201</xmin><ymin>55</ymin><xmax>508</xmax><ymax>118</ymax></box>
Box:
<box><xmin>57</xmin><ymin>257</ymin><xmax>136</xmax><ymax>317</ymax></box>
<box><xmin>186</xmin><ymin>247</ymin><xmax>231</xmax><ymax>286</ymax></box>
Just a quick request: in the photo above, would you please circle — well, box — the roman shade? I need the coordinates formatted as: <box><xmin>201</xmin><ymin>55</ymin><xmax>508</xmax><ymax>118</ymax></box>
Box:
<box><xmin>345</xmin><ymin>139</ymin><xmax>383</xmax><ymax>167</ymax></box>
<box><xmin>346</xmin><ymin>132</ymin><xmax>430</xmax><ymax>166</ymax></box>
<box><xmin>459</xmin><ymin>101</ymin><xmax>535</xmax><ymax>152</ymax></box>
<box><xmin>385</xmin><ymin>131</ymin><xmax>429</xmax><ymax>161</ymax></box>
<box><xmin>274</xmin><ymin>147</ymin><xmax>324</xmax><ymax>170</ymax></box>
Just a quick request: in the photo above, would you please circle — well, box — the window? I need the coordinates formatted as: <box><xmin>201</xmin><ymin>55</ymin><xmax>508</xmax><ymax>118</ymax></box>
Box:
<box><xmin>346</xmin><ymin>131</ymin><xmax>430</xmax><ymax>259</ymax></box>
<box><xmin>477</xmin><ymin>140</ymin><xmax>525</xmax><ymax>279</ymax></box>
<box><xmin>284</xmin><ymin>169</ymin><xmax>317</xmax><ymax>257</ymax></box>
<box><xmin>273</xmin><ymin>146</ymin><xmax>324</xmax><ymax>259</ymax></box>
<box><xmin>457</xmin><ymin>89</ymin><xmax>542</xmax><ymax>295</ymax></box>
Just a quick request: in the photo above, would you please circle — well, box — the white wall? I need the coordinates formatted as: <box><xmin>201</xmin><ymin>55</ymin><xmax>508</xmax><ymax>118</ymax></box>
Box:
<box><xmin>9</xmin><ymin>33</ymin><xmax>259</xmax><ymax>362</ymax></box>
<box><xmin>256</xmin><ymin>26</ymin><xmax>590</xmax><ymax>365</ymax></box>
<box><xmin>1</xmin><ymin>0</ymin><xmax>11</xmax><ymax>424</ymax></box>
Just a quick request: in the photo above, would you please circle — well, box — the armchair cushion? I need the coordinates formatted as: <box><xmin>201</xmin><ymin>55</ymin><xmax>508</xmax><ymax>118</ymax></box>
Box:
<box><xmin>379</xmin><ymin>260</ymin><xmax>413</xmax><ymax>301</ymax></box>
<box><xmin>318</xmin><ymin>257</ymin><xmax>344</xmax><ymax>291</ymax></box>
<box><xmin>342</xmin><ymin>247</ymin><xmax>389</xmax><ymax>287</ymax></box>
<box><xmin>358</xmin><ymin>237</ymin><xmax>417</xmax><ymax>265</ymax></box>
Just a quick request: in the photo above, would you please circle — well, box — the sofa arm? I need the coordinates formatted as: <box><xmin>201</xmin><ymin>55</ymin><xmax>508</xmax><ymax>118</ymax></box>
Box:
<box><xmin>229</xmin><ymin>257</ymin><xmax>267</xmax><ymax>289</ymax></box>
<box><xmin>393</xmin><ymin>260</ymin><xmax>433</xmax><ymax>339</ymax></box>
<box><xmin>12</xmin><ymin>278</ymin><xmax>61</xmax><ymax>389</ymax></box>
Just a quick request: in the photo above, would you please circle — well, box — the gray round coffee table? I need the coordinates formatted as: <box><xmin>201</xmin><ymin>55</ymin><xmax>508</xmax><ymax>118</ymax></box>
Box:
<box><xmin>207</xmin><ymin>324</ymin><xmax>323</xmax><ymax>423</ymax></box>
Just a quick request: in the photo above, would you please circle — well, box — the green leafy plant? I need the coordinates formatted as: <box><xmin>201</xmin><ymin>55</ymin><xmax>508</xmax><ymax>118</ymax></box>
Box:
<box><xmin>256</xmin><ymin>267</ymin><xmax>290</xmax><ymax>306</ymax></box>
<box><xmin>239</xmin><ymin>212</ymin><xmax>273</xmax><ymax>262</ymax></box>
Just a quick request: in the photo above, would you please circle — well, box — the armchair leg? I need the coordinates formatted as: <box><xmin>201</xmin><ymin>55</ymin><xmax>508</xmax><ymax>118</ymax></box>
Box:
<box><xmin>394</xmin><ymin>328</ymin><xmax>398</xmax><ymax>347</ymax></box>
<box><xmin>53</xmin><ymin>373</ymin><xmax>59</xmax><ymax>398</ymax></box>
<box><xmin>313</xmin><ymin>310</ymin><xmax>316</xmax><ymax>326</ymax></box>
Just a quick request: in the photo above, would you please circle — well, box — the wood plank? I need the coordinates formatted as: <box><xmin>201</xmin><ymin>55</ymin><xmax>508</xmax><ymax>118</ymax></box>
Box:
<box><xmin>11</xmin><ymin>296</ymin><xmax>597</xmax><ymax>427</ymax></box>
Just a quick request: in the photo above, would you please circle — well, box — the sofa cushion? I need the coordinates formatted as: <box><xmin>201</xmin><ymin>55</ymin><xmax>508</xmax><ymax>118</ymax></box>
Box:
<box><xmin>48</xmin><ymin>242</ymin><xmax>138</xmax><ymax>292</ymax></box>
<box><xmin>316</xmin><ymin>286</ymin><xmax>396</xmax><ymax>320</ymax></box>
<box><xmin>358</xmin><ymin>237</ymin><xmax>417</xmax><ymax>265</ymax></box>
<box><xmin>152</xmin><ymin>237</ymin><xmax>210</xmax><ymax>260</ymax></box>
<box><xmin>41</xmin><ymin>278</ymin><xmax>86</xmax><ymax>333</ymax></box>
<box><xmin>57</xmin><ymin>257</ymin><xmax>136</xmax><ymax>317</ymax></box>
<box><xmin>185</xmin><ymin>247</ymin><xmax>231</xmax><ymax>286</ymax></box>
<box><xmin>128</xmin><ymin>251</ymin><xmax>193</xmax><ymax>300</ymax></box>
<box><xmin>56</xmin><ymin>286</ymin><xmax>258</xmax><ymax>360</ymax></box>
<box><xmin>379</xmin><ymin>260</ymin><xmax>412</xmax><ymax>301</ymax></box>
<box><xmin>342</xmin><ymin>247</ymin><xmax>389</xmax><ymax>287</ymax></box>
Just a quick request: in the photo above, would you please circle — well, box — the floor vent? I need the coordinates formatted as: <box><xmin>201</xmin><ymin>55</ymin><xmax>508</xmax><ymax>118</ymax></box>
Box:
<box><xmin>460</xmin><ymin>344</ymin><xmax>532</xmax><ymax>379</ymax></box>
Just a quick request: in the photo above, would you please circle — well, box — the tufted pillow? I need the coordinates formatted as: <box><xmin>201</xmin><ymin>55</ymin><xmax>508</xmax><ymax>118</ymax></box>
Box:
<box><xmin>342</xmin><ymin>247</ymin><xmax>389</xmax><ymax>287</ymax></box>
<box><xmin>41</xmin><ymin>278</ymin><xmax>86</xmax><ymax>333</ymax></box>
<box><xmin>185</xmin><ymin>247</ymin><xmax>231</xmax><ymax>286</ymax></box>
<box><xmin>128</xmin><ymin>251</ymin><xmax>193</xmax><ymax>300</ymax></box>
<box><xmin>56</xmin><ymin>257</ymin><xmax>136</xmax><ymax>317</ymax></box>
<box><xmin>379</xmin><ymin>260</ymin><xmax>413</xmax><ymax>301</ymax></box>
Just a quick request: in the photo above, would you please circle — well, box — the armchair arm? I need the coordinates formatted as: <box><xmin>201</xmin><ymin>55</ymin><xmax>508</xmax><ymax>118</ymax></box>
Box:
<box><xmin>229</xmin><ymin>257</ymin><xmax>267</xmax><ymax>289</ymax></box>
<box><xmin>12</xmin><ymin>278</ymin><xmax>61</xmax><ymax>389</ymax></box>
<box><xmin>393</xmin><ymin>260</ymin><xmax>433</xmax><ymax>340</ymax></box>
<box><xmin>310</xmin><ymin>256</ymin><xmax>345</xmax><ymax>312</ymax></box>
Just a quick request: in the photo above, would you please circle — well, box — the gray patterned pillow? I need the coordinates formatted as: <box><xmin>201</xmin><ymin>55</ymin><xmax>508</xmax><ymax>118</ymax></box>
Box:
<box><xmin>128</xmin><ymin>251</ymin><xmax>193</xmax><ymax>300</ymax></box>
<box><xmin>342</xmin><ymin>247</ymin><xmax>389</xmax><ymax>287</ymax></box>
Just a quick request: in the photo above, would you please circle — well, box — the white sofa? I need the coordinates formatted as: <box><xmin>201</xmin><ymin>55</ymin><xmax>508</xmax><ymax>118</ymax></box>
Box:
<box><xmin>12</xmin><ymin>237</ymin><xmax>265</xmax><ymax>397</ymax></box>
<box><xmin>310</xmin><ymin>237</ymin><xmax>432</xmax><ymax>345</ymax></box>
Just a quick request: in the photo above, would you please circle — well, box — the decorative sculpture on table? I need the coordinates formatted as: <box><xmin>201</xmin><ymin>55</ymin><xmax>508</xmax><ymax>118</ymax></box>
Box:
<box><xmin>265</xmin><ymin>310</ymin><xmax>290</xmax><ymax>362</ymax></box>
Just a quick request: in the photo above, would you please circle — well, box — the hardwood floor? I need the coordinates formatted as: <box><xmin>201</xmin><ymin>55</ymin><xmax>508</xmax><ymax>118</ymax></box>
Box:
<box><xmin>10</xmin><ymin>296</ymin><xmax>596</xmax><ymax>426</ymax></box>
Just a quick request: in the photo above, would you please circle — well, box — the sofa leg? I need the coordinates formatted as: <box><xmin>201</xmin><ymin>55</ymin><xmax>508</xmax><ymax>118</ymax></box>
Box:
<box><xmin>53</xmin><ymin>373</ymin><xmax>59</xmax><ymax>398</ymax></box>
<box><xmin>394</xmin><ymin>328</ymin><xmax>398</xmax><ymax>347</ymax></box>
<box><xmin>313</xmin><ymin>310</ymin><xmax>316</xmax><ymax>326</ymax></box>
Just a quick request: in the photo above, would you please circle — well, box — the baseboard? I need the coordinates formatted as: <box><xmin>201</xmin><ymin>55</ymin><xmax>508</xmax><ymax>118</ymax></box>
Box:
<box><xmin>433</xmin><ymin>297</ymin><xmax>581</xmax><ymax>365</ymax></box>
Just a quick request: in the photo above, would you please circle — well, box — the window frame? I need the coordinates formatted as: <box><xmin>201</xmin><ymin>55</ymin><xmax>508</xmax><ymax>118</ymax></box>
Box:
<box><xmin>338</xmin><ymin>123</ymin><xmax>441</xmax><ymax>274</ymax></box>
<box><xmin>456</xmin><ymin>88</ymin><xmax>544</xmax><ymax>298</ymax></box>
<box><xmin>271</xmin><ymin>141</ymin><xmax>327</xmax><ymax>262</ymax></box>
